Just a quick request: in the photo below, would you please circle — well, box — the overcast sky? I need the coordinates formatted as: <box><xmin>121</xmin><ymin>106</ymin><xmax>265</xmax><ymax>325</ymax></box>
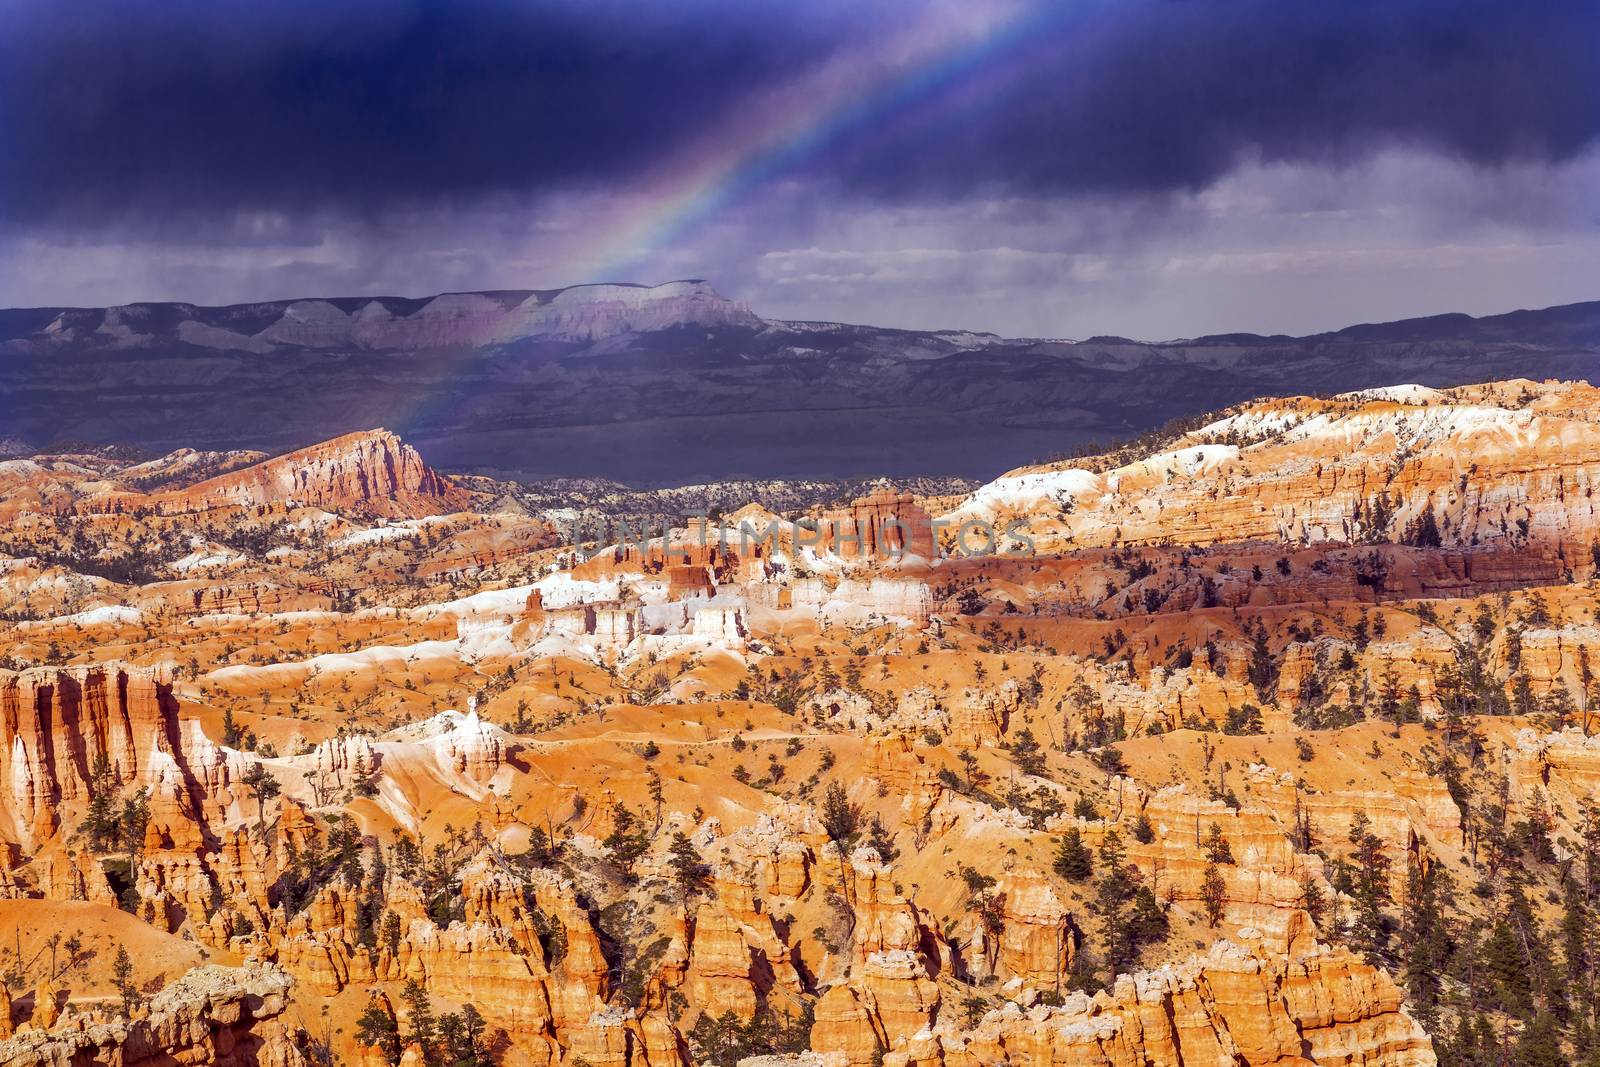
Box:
<box><xmin>2</xmin><ymin>0</ymin><xmax>1597</xmax><ymax>338</ymax></box>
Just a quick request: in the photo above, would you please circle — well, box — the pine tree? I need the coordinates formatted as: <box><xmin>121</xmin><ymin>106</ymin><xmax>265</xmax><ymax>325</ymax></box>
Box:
<box><xmin>241</xmin><ymin>762</ymin><xmax>281</xmax><ymax>832</ymax></box>
<box><xmin>819</xmin><ymin>779</ymin><xmax>863</xmax><ymax>902</ymax></box>
<box><xmin>1515</xmin><ymin>1013</ymin><xmax>1566</xmax><ymax>1067</ymax></box>
<box><xmin>1577</xmin><ymin>809</ymin><xmax>1600</xmax><ymax>1026</ymax></box>
<box><xmin>1201</xmin><ymin>863</ymin><xmax>1226</xmax><ymax>927</ymax></box>
<box><xmin>864</xmin><ymin>815</ymin><xmax>899</xmax><ymax>863</ymax></box>
<box><xmin>1009</xmin><ymin>728</ymin><xmax>1047</xmax><ymax>776</ymax></box>
<box><xmin>1437</xmin><ymin>1012</ymin><xmax>1498</xmax><ymax>1067</ymax></box>
<box><xmin>119</xmin><ymin>788</ymin><xmax>150</xmax><ymax>860</ymax></box>
<box><xmin>1203</xmin><ymin>823</ymin><xmax>1234</xmax><ymax>864</ymax></box>
<box><xmin>401</xmin><ymin>978</ymin><xmax>436</xmax><ymax>1051</ymax></box>
<box><xmin>81</xmin><ymin>751</ymin><xmax>119</xmax><ymax>851</ymax></box>
<box><xmin>1563</xmin><ymin>877</ymin><xmax>1593</xmax><ymax>1011</ymax></box>
<box><xmin>368</xmin><ymin>841</ymin><xmax>387</xmax><ymax>890</ymax></box>
<box><xmin>221</xmin><ymin>706</ymin><xmax>244</xmax><ymax>747</ymax></box>
<box><xmin>1092</xmin><ymin>831</ymin><xmax>1139</xmax><ymax>981</ymax></box>
<box><xmin>1512</xmin><ymin>672</ymin><xmax>1537</xmax><ymax>717</ymax></box>
<box><xmin>1247</xmin><ymin>624</ymin><xmax>1279</xmax><ymax>704</ymax></box>
<box><xmin>438</xmin><ymin>1003</ymin><xmax>489</xmax><ymax>1067</ymax></box>
<box><xmin>1350</xmin><ymin>830</ymin><xmax>1392</xmax><ymax>961</ymax></box>
<box><xmin>355</xmin><ymin>995</ymin><xmax>402</xmax><ymax>1062</ymax></box>
<box><xmin>112</xmin><ymin>945</ymin><xmax>137</xmax><ymax>1016</ymax></box>
<box><xmin>1223</xmin><ymin>703</ymin><xmax>1264</xmax><ymax>735</ymax></box>
<box><xmin>1404</xmin><ymin>508</ymin><xmax>1443</xmax><ymax>548</ymax></box>
<box><xmin>1401</xmin><ymin>854</ymin><xmax>1453</xmax><ymax>1027</ymax></box>
<box><xmin>668</xmin><ymin>831</ymin><xmax>711</xmax><ymax>900</ymax></box>
<box><xmin>1482</xmin><ymin>918</ymin><xmax>1534</xmax><ymax>1017</ymax></box>
<box><xmin>1128</xmin><ymin>885</ymin><xmax>1169</xmax><ymax>947</ymax></box>
<box><xmin>352</xmin><ymin>751</ymin><xmax>380</xmax><ymax>797</ymax></box>
<box><xmin>1299</xmin><ymin>871</ymin><xmax>1328</xmax><ymax>929</ymax></box>
<box><xmin>1053</xmin><ymin>827</ymin><xmax>1093</xmax><ymax>881</ymax></box>
<box><xmin>362</xmin><ymin>902</ymin><xmax>392</xmax><ymax>954</ymax></box>
<box><xmin>391</xmin><ymin>834</ymin><xmax>421</xmax><ymax>879</ymax></box>
<box><xmin>820</xmin><ymin>782</ymin><xmax>862</xmax><ymax>846</ymax></box>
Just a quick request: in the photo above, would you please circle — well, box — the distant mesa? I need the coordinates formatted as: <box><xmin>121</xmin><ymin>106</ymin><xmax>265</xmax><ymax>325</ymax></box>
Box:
<box><xmin>5</xmin><ymin>279</ymin><xmax>760</xmax><ymax>353</ymax></box>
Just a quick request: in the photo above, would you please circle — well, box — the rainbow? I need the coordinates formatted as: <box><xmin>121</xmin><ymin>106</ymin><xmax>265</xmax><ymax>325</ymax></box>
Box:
<box><xmin>565</xmin><ymin>0</ymin><xmax>1061</xmax><ymax>282</ymax></box>
<box><xmin>401</xmin><ymin>2</ymin><xmax>1062</xmax><ymax>440</ymax></box>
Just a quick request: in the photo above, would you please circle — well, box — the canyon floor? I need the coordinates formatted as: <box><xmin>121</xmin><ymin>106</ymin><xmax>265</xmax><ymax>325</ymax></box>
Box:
<box><xmin>6</xmin><ymin>378</ymin><xmax>1600</xmax><ymax>1066</ymax></box>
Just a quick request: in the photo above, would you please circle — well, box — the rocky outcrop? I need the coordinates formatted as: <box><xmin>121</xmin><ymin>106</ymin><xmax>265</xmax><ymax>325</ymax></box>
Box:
<box><xmin>128</xmin><ymin>579</ymin><xmax>336</xmax><ymax>618</ymax></box>
<box><xmin>809</xmin><ymin>851</ymin><xmax>950</xmax><ymax>1061</ymax></box>
<box><xmin>0</xmin><ymin>664</ymin><xmax>205</xmax><ymax>849</ymax></box>
<box><xmin>562</xmin><ymin>1005</ymin><xmax>690</xmax><ymax>1067</ymax></box>
<box><xmin>32</xmin><ymin>980</ymin><xmax>60</xmax><ymax>1030</ymax></box>
<box><xmin>875</xmin><ymin>942</ymin><xmax>1433</xmax><ymax>1067</ymax></box>
<box><xmin>841</xmin><ymin>685</ymin><xmax>1016</xmax><ymax>749</ymax></box>
<box><xmin>948</xmin><ymin>683</ymin><xmax>1017</xmax><ymax>747</ymax></box>
<box><xmin>951</xmin><ymin>382</ymin><xmax>1600</xmax><ymax>570</ymax></box>
<box><xmin>715</xmin><ymin>814</ymin><xmax>814</xmax><ymax>902</ymax></box>
<box><xmin>812</xmin><ymin>952</ymin><xmax>942</xmax><ymax>1066</ymax></box>
<box><xmin>431</xmin><ymin>709</ymin><xmax>508</xmax><ymax>784</ymax></box>
<box><xmin>150</xmin><ymin>429</ymin><xmax>470</xmax><ymax>518</ymax></box>
<box><xmin>683</xmin><ymin>880</ymin><xmax>804</xmax><ymax>1019</ymax></box>
<box><xmin>394</xmin><ymin>919</ymin><xmax>557</xmax><ymax>1038</ymax></box>
<box><xmin>844</xmin><ymin>851</ymin><xmax>945</xmax><ymax>968</ymax></box>
<box><xmin>691</xmin><ymin>605</ymin><xmax>748</xmax><ymax>643</ymax></box>
<box><xmin>38</xmin><ymin>847</ymin><xmax>117</xmax><ymax>905</ymax></box>
<box><xmin>1082</xmin><ymin>786</ymin><xmax>1326</xmax><ymax>954</ymax></box>
<box><xmin>994</xmin><ymin>875</ymin><xmax>1075</xmax><ymax>989</ymax></box>
<box><xmin>1514</xmin><ymin>625</ymin><xmax>1600</xmax><ymax>700</ymax></box>
<box><xmin>686</xmin><ymin>904</ymin><xmax>767</xmax><ymax>1019</ymax></box>
<box><xmin>1511</xmin><ymin>727</ymin><xmax>1600</xmax><ymax>802</ymax></box>
<box><xmin>137</xmin><ymin>847</ymin><xmax>226</xmax><ymax>934</ymax></box>
<box><xmin>819</xmin><ymin>489</ymin><xmax>937</xmax><ymax>563</ymax></box>
<box><xmin>260</xmin><ymin>854</ymin><xmax>626</xmax><ymax>1059</ymax></box>
<box><xmin>307</xmin><ymin>731</ymin><xmax>378</xmax><ymax>798</ymax></box>
<box><xmin>791</xmin><ymin>578</ymin><xmax>935</xmax><ymax>628</ymax></box>
<box><xmin>0</xmin><ymin>962</ymin><xmax>307</xmax><ymax>1067</ymax></box>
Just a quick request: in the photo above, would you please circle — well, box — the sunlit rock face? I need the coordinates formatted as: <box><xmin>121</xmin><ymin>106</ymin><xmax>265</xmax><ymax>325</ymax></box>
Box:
<box><xmin>866</xmin><ymin>943</ymin><xmax>1434</xmax><ymax>1067</ymax></box>
<box><xmin>145</xmin><ymin>428</ymin><xmax>471</xmax><ymax>518</ymax></box>
<box><xmin>950</xmin><ymin>380</ymin><xmax>1600</xmax><ymax>567</ymax></box>
<box><xmin>0</xmin><ymin>962</ymin><xmax>306</xmax><ymax>1067</ymax></box>
<box><xmin>820</xmin><ymin>489</ymin><xmax>937</xmax><ymax>563</ymax></box>
<box><xmin>1</xmin><ymin>664</ymin><xmax>199</xmax><ymax>848</ymax></box>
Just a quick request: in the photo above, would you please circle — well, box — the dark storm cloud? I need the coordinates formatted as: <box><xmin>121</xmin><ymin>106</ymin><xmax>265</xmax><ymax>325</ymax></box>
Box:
<box><xmin>821</xmin><ymin>0</ymin><xmax>1600</xmax><ymax>198</ymax></box>
<box><xmin>2</xmin><ymin>0</ymin><xmax>1597</xmax><ymax>231</ymax></box>
<box><xmin>0</xmin><ymin>0</ymin><xmax>865</xmax><ymax>224</ymax></box>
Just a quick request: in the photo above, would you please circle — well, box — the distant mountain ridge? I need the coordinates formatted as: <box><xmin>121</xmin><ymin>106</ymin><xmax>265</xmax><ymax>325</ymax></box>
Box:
<box><xmin>2</xmin><ymin>282</ymin><xmax>1597</xmax><ymax>481</ymax></box>
<box><xmin>1182</xmin><ymin>299</ymin><xmax>1600</xmax><ymax>348</ymax></box>
<box><xmin>2</xmin><ymin>280</ymin><xmax>758</xmax><ymax>352</ymax></box>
